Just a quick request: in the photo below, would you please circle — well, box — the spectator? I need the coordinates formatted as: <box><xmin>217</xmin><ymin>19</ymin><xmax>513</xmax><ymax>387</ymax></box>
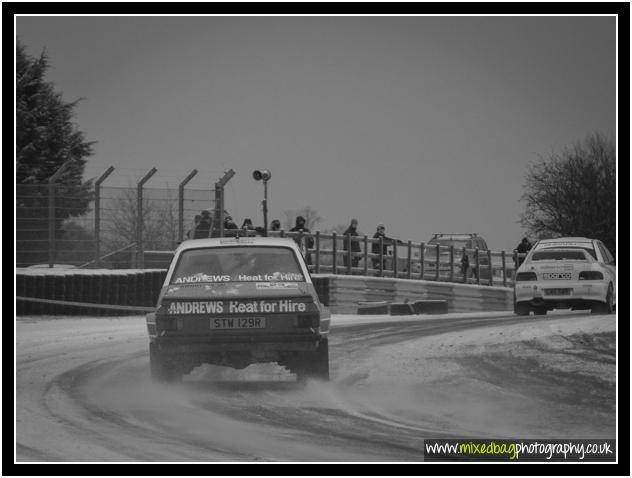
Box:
<box><xmin>343</xmin><ymin>218</ymin><xmax>361</xmax><ymax>269</ymax></box>
<box><xmin>241</xmin><ymin>218</ymin><xmax>255</xmax><ymax>230</ymax></box>
<box><xmin>371</xmin><ymin>223</ymin><xmax>393</xmax><ymax>271</ymax></box>
<box><xmin>186</xmin><ymin>214</ymin><xmax>202</xmax><ymax>240</ymax></box>
<box><xmin>224</xmin><ymin>214</ymin><xmax>238</xmax><ymax>230</ymax></box>
<box><xmin>270</xmin><ymin>219</ymin><xmax>281</xmax><ymax>232</ymax></box>
<box><xmin>460</xmin><ymin>251</ymin><xmax>470</xmax><ymax>282</ymax></box>
<box><xmin>515</xmin><ymin>237</ymin><xmax>532</xmax><ymax>267</ymax></box>
<box><xmin>193</xmin><ymin>210</ymin><xmax>213</xmax><ymax>239</ymax></box>
<box><xmin>290</xmin><ymin>216</ymin><xmax>314</xmax><ymax>265</ymax></box>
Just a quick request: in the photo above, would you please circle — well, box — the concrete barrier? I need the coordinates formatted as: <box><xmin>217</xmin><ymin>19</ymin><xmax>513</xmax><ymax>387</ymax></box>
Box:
<box><xmin>312</xmin><ymin>274</ymin><xmax>512</xmax><ymax>314</ymax></box>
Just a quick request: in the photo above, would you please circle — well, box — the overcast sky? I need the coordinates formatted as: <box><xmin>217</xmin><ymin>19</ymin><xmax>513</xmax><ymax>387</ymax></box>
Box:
<box><xmin>15</xmin><ymin>15</ymin><xmax>616</xmax><ymax>250</ymax></box>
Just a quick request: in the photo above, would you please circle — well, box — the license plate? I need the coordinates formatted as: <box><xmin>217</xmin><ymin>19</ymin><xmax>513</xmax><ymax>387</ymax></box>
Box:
<box><xmin>544</xmin><ymin>288</ymin><xmax>572</xmax><ymax>296</ymax></box>
<box><xmin>210</xmin><ymin>317</ymin><xmax>266</xmax><ymax>329</ymax></box>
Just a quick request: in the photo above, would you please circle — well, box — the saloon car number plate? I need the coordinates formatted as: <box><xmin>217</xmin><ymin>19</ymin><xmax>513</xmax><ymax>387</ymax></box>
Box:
<box><xmin>210</xmin><ymin>317</ymin><xmax>266</xmax><ymax>329</ymax></box>
<box><xmin>543</xmin><ymin>288</ymin><xmax>572</xmax><ymax>296</ymax></box>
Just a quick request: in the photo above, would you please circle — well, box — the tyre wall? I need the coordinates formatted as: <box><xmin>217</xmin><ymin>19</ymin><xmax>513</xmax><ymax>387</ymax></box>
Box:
<box><xmin>16</xmin><ymin>269</ymin><xmax>167</xmax><ymax>315</ymax></box>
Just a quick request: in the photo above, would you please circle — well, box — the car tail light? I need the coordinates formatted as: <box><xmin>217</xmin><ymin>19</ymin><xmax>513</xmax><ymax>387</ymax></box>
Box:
<box><xmin>579</xmin><ymin>271</ymin><xmax>604</xmax><ymax>280</ymax></box>
<box><xmin>155</xmin><ymin>305</ymin><xmax>183</xmax><ymax>331</ymax></box>
<box><xmin>297</xmin><ymin>313</ymin><xmax>319</xmax><ymax>329</ymax></box>
<box><xmin>516</xmin><ymin>272</ymin><xmax>537</xmax><ymax>281</ymax></box>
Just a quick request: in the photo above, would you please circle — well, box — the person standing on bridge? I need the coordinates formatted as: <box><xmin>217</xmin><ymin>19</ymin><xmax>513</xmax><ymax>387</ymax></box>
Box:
<box><xmin>193</xmin><ymin>210</ymin><xmax>213</xmax><ymax>239</ymax></box>
<box><xmin>343</xmin><ymin>218</ymin><xmax>361</xmax><ymax>269</ymax></box>
<box><xmin>371</xmin><ymin>223</ymin><xmax>393</xmax><ymax>272</ymax></box>
<box><xmin>290</xmin><ymin>216</ymin><xmax>313</xmax><ymax>266</ymax></box>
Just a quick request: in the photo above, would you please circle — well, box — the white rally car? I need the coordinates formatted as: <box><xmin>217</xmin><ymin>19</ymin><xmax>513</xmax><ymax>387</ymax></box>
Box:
<box><xmin>146</xmin><ymin>237</ymin><xmax>330</xmax><ymax>382</ymax></box>
<box><xmin>514</xmin><ymin>237</ymin><xmax>616</xmax><ymax>316</ymax></box>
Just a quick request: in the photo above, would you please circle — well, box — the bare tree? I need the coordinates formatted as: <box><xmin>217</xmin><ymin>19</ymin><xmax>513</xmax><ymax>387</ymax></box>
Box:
<box><xmin>520</xmin><ymin>132</ymin><xmax>615</xmax><ymax>254</ymax></box>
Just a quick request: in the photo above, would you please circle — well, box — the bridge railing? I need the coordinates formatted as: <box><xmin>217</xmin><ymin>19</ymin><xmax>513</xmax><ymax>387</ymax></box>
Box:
<box><xmin>270</xmin><ymin>230</ymin><xmax>525</xmax><ymax>287</ymax></box>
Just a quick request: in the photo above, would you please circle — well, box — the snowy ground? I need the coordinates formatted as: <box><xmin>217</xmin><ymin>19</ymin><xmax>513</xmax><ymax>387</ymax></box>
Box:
<box><xmin>15</xmin><ymin>310</ymin><xmax>616</xmax><ymax>462</ymax></box>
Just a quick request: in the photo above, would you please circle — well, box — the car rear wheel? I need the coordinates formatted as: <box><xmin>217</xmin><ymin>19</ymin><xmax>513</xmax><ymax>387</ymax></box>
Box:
<box><xmin>513</xmin><ymin>296</ymin><xmax>530</xmax><ymax>316</ymax></box>
<box><xmin>533</xmin><ymin>306</ymin><xmax>547</xmax><ymax>316</ymax></box>
<box><xmin>591</xmin><ymin>284</ymin><xmax>614</xmax><ymax>315</ymax></box>
<box><xmin>296</xmin><ymin>338</ymin><xmax>330</xmax><ymax>382</ymax></box>
<box><xmin>150</xmin><ymin>343</ymin><xmax>182</xmax><ymax>383</ymax></box>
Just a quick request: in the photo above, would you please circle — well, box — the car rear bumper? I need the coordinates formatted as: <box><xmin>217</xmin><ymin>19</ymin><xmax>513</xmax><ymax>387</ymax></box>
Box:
<box><xmin>150</xmin><ymin>333</ymin><xmax>325</xmax><ymax>354</ymax></box>
<box><xmin>515</xmin><ymin>281</ymin><xmax>608</xmax><ymax>303</ymax></box>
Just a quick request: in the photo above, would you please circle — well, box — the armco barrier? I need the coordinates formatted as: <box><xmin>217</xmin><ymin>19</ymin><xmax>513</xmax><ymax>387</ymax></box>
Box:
<box><xmin>311</xmin><ymin>274</ymin><xmax>513</xmax><ymax>314</ymax></box>
<box><xmin>16</xmin><ymin>268</ymin><xmax>167</xmax><ymax>316</ymax></box>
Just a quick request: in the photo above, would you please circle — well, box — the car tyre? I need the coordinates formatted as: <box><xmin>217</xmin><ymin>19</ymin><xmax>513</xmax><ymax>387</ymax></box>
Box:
<box><xmin>591</xmin><ymin>284</ymin><xmax>614</xmax><ymax>315</ymax></box>
<box><xmin>514</xmin><ymin>301</ymin><xmax>530</xmax><ymax>316</ymax></box>
<box><xmin>534</xmin><ymin>306</ymin><xmax>547</xmax><ymax>316</ymax></box>
<box><xmin>150</xmin><ymin>343</ymin><xmax>182</xmax><ymax>383</ymax></box>
<box><xmin>296</xmin><ymin>338</ymin><xmax>330</xmax><ymax>382</ymax></box>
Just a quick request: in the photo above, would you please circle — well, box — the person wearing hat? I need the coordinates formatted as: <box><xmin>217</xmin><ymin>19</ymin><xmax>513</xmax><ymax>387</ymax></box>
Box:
<box><xmin>371</xmin><ymin>223</ymin><xmax>393</xmax><ymax>271</ymax></box>
<box><xmin>343</xmin><ymin>218</ymin><xmax>362</xmax><ymax>269</ymax></box>
<box><xmin>290</xmin><ymin>216</ymin><xmax>314</xmax><ymax>265</ymax></box>
<box><xmin>224</xmin><ymin>213</ymin><xmax>238</xmax><ymax>230</ymax></box>
<box><xmin>270</xmin><ymin>219</ymin><xmax>281</xmax><ymax>232</ymax></box>
<box><xmin>193</xmin><ymin>209</ymin><xmax>213</xmax><ymax>239</ymax></box>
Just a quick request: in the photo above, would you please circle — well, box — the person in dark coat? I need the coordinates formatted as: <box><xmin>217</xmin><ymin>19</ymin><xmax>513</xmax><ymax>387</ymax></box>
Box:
<box><xmin>515</xmin><ymin>237</ymin><xmax>532</xmax><ymax>267</ymax></box>
<box><xmin>224</xmin><ymin>214</ymin><xmax>238</xmax><ymax>230</ymax></box>
<box><xmin>343</xmin><ymin>218</ymin><xmax>361</xmax><ymax>268</ymax></box>
<box><xmin>193</xmin><ymin>210</ymin><xmax>213</xmax><ymax>239</ymax></box>
<box><xmin>289</xmin><ymin>216</ymin><xmax>313</xmax><ymax>265</ymax></box>
<box><xmin>371</xmin><ymin>223</ymin><xmax>393</xmax><ymax>271</ymax></box>
<box><xmin>270</xmin><ymin>219</ymin><xmax>281</xmax><ymax>232</ymax></box>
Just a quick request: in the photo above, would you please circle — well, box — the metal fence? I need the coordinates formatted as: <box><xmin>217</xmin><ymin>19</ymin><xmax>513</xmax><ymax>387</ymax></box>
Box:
<box><xmin>16</xmin><ymin>165</ymin><xmax>522</xmax><ymax>287</ymax></box>
<box><xmin>16</xmin><ymin>167</ymin><xmax>216</xmax><ymax>269</ymax></box>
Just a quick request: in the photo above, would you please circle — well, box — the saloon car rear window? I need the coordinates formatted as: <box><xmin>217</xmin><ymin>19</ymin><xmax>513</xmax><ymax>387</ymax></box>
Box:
<box><xmin>530</xmin><ymin>250</ymin><xmax>588</xmax><ymax>261</ymax></box>
<box><xmin>171</xmin><ymin>246</ymin><xmax>305</xmax><ymax>284</ymax></box>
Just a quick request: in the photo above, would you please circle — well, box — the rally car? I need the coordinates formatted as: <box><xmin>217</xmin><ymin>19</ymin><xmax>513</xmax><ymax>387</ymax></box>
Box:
<box><xmin>513</xmin><ymin>237</ymin><xmax>616</xmax><ymax>315</ymax></box>
<box><xmin>146</xmin><ymin>237</ymin><xmax>330</xmax><ymax>382</ymax></box>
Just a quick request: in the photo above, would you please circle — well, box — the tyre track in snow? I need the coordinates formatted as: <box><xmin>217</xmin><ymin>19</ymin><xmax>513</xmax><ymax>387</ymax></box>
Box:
<box><xmin>15</xmin><ymin>311</ymin><xmax>602</xmax><ymax>462</ymax></box>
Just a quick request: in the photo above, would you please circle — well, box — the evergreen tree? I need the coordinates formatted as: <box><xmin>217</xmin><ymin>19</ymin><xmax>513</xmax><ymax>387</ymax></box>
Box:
<box><xmin>16</xmin><ymin>39</ymin><xmax>95</xmax><ymax>265</ymax></box>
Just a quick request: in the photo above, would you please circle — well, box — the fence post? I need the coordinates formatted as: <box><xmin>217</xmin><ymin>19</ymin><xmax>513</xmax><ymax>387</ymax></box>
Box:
<box><xmin>363</xmin><ymin>235</ymin><xmax>368</xmax><ymax>276</ymax></box>
<box><xmin>332</xmin><ymin>232</ymin><xmax>337</xmax><ymax>275</ymax></box>
<box><xmin>378</xmin><ymin>237</ymin><xmax>384</xmax><ymax>276</ymax></box>
<box><xmin>214</xmin><ymin>169</ymin><xmax>235</xmax><ymax>238</ymax></box>
<box><xmin>315</xmin><ymin>231</ymin><xmax>320</xmax><ymax>273</ymax></box>
<box><xmin>94</xmin><ymin>166</ymin><xmax>115</xmax><ymax>268</ymax></box>
<box><xmin>346</xmin><ymin>234</ymin><xmax>352</xmax><ymax>275</ymax></box>
<box><xmin>136</xmin><ymin>168</ymin><xmax>157</xmax><ymax>269</ymax></box>
<box><xmin>407</xmin><ymin>240</ymin><xmax>412</xmax><ymax>279</ymax></box>
<box><xmin>449</xmin><ymin>245</ymin><xmax>454</xmax><ymax>282</ymax></box>
<box><xmin>487</xmin><ymin>249</ymin><xmax>493</xmax><ymax>286</ymax></box>
<box><xmin>393</xmin><ymin>240</ymin><xmax>398</xmax><ymax>278</ymax></box>
<box><xmin>48</xmin><ymin>160</ymin><xmax>74</xmax><ymax>268</ymax></box>
<box><xmin>501</xmin><ymin>250</ymin><xmax>507</xmax><ymax>287</ymax></box>
<box><xmin>178</xmin><ymin>169</ymin><xmax>198</xmax><ymax>244</ymax></box>
<box><xmin>475</xmin><ymin>247</ymin><xmax>481</xmax><ymax>285</ymax></box>
<box><xmin>419</xmin><ymin>242</ymin><xmax>425</xmax><ymax>280</ymax></box>
<box><xmin>435</xmin><ymin>243</ymin><xmax>440</xmax><ymax>281</ymax></box>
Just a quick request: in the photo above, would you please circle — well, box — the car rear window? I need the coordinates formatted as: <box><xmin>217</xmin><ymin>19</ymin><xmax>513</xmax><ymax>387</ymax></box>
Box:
<box><xmin>531</xmin><ymin>250</ymin><xmax>588</xmax><ymax>261</ymax></box>
<box><xmin>171</xmin><ymin>246</ymin><xmax>305</xmax><ymax>284</ymax></box>
<box><xmin>428</xmin><ymin>239</ymin><xmax>470</xmax><ymax>249</ymax></box>
<box><xmin>535</xmin><ymin>242</ymin><xmax>597</xmax><ymax>259</ymax></box>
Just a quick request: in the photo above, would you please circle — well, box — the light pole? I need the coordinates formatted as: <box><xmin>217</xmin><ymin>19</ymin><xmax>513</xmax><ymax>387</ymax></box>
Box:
<box><xmin>252</xmin><ymin>169</ymin><xmax>271</xmax><ymax>236</ymax></box>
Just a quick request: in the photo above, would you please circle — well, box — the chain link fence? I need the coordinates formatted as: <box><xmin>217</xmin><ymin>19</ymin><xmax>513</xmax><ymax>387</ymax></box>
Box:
<box><xmin>16</xmin><ymin>180</ymin><xmax>215</xmax><ymax>269</ymax></box>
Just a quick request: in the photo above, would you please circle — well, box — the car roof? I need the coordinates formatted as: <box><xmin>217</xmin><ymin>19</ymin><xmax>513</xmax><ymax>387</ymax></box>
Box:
<box><xmin>537</xmin><ymin>237</ymin><xmax>593</xmax><ymax>243</ymax></box>
<box><xmin>176</xmin><ymin>236</ymin><xmax>301</xmax><ymax>253</ymax></box>
<box><xmin>430</xmin><ymin>233</ymin><xmax>480</xmax><ymax>240</ymax></box>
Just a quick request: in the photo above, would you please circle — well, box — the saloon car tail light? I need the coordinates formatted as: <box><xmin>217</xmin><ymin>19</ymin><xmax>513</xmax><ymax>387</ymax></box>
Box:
<box><xmin>297</xmin><ymin>313</ymin><xmax>319</xmax><ymax>329</ymax></box>
<box><xmin>155</xmin><ymin>305</ymin><xmax>183</xmax><ymax>332</ymax></box>
<box><xmin>516</xmin><ymin>272</ymin><xmax>537</xmax><ymax>281</ymax></box>
<box><xmin>579</xmin><ymin>271</ymin><xmax>604</xmax><ymax>280</ymax></box>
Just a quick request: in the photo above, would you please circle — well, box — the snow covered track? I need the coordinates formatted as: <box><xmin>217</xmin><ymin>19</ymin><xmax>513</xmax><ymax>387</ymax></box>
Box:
<box><xmin>15</xmin><ymin>311</ymin><xmax>615</xmax><ymax>462</ymax></box>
